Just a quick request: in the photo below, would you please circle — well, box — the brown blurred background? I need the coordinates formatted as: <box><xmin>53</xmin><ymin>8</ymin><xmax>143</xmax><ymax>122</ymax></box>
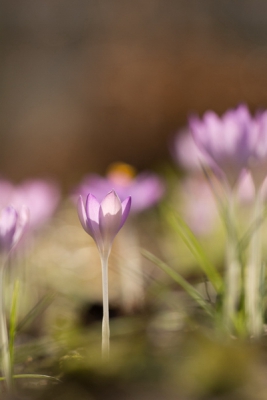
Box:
<box><xmin>1</xmin><ymin>0</ymin><xmax>267</xmax><ymax>188</ymax></box>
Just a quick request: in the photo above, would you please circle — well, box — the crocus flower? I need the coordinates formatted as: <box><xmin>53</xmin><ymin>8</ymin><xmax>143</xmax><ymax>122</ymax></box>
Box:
<box><xmin>0</xmin><ymin>206</ymin><xmax>29</xmax><ymax>255</ymax></box>
<box><xmin>172</xmin><ymin>128</ymin><xmax>210</xmax><ymax>171</ymax></box>
<box><xmin>77</xmin><ymin>189</ymin><xmax>131</xmax><ymax>359</ymax></box>
<box><xmin>77</xmin><ymin>190</ymin><xmax>131</xmax><ymax>258</ymax></box>
<box><xmin>180</xmin><ymin>177</ymin><xmax>218</xmax><ymax>236</ymax></box>
<box><xmin>74</xmin><ymin>163</ymin><xmax>164</xmax><ymax>214</ymax></box>
<box><xmin>0</xmin><ymin>205</ymin><xmax>29</xmax><ymax>390</ymax></box>
<box><xmin>189</xmin><ymin>105</ymin><xmax>254</xmax><ymax>188</ymax></box>
<box><xmin>0</xmin><ymin>179</ymin><xmax>60</xmax><ymax>231</ymax></box>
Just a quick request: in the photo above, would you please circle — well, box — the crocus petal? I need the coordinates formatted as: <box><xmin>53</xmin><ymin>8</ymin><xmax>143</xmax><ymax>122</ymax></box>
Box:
<box><xmin>120</xmin><ymin>196</ymin><xmax>131</xmax><ymax>228</ymax></box>
<box><xmin>189</xmin><ymin>106</ymin><xmax>255</xmax><ymax>187</ymax></box>
<box><xmin>15</xmin><ymin>180</ymin><xmax>60</xmax><ymax>229</ymax></box>
<box><xmin>85</xmin><ymin>194</ymin><xmax>102</xmax><ymax>246</ymax></box>
<box><xmin>11</xmin><ymin>205</ymin><xmax>29</xmax><ymax>249</ymax></box>
<box><xmin>99</xmin><ymin>190</ymin><xmax>122</xmax><ymax>250</ymax></box>
<box><xmin>0</xmin><ymin>207</ymin><xmax>17</xmax><ymax>251</ymax></box>
<box><xmin>77</xmin><ymin>196</ymin><xmax>88</xmax><ymax>232</ymax></box>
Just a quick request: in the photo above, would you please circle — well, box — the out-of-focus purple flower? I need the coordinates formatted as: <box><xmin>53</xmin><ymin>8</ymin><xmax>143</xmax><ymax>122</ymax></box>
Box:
<box><xmin>77</xmin><ymin>190</ymin><xmax>131</xmax><ymax>257</ymax></box>
<box><xmin>189</xmin><ymin>105</ymin><xmax>254</xmax><ymax>187</ymax></box>
<box><xmin>236</xmin><ymin>171</ymin><xmax>255</xmax><ymax>204</ymax></box>
<box><xmin>0</xmin><ymin>179</ymin><xmax>60</xmax><ymax>231</ymax></box>
<box><xmin>172</xmin><ymin>128</ymin><xmax>210</xmax><ymax>171</ymax></box>
<box><xmin>180</xmin><ymin>177</ymin><xmax>219</xmax><ymax>236</ymax></box>
<box><xmin>0</xmin><ymin>206</ymin><xmax>29</xmax><ymax>254</ymax></box>
<box><xmin>74</xmin><ymin>163</ymin><xmax>165</xmax><ymax>213</ymax></box>
<box><xmin>247</xmin><ymin>110</ymin><xmax>267</xmax><ymax>187</ymax></box>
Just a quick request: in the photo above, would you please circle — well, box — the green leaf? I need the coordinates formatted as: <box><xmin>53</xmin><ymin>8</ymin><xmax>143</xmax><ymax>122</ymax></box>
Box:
<box><xmin>9</xmin><ymin>280</ymin><xmax>20</xmax><ymax>376</ymax></box>
<box><xmin>165</xmin><ymin>208</ymin><xmax>223</xmax><ymax>294</ymax></box>
<box><xmin>142</xmin><ymin>249</ymin><xmax>214</xmax><ymax>317</ymax></box>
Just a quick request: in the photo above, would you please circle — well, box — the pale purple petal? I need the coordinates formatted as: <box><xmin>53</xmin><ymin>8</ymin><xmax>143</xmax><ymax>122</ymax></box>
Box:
<box><xmin>74</xmin><ymin>175</ymin><xmax>112</xmax><ymax>203</ymax></box>
<box><xmin>189</xmin><ymin>106</ymin><xmax>255</xmax><ymax>187</ymax></box>
<box><xmin>120</xmin><ymin>196</ymin><xmax>131</xmax><ymax>228</ymax></box>
<box><xmin>10</xmin><ymin>180</ymin><xmax>60</xmax><ymax>230</ymax></box>
<box><xmin>172</xmin><ymin>128</ymin><xmax>209</xmax><ymax>170</ymax></box>
<box><xmin>127</xmin><ymin>174</ymin><xmax>165</xmax><ymax>212</ymax></box>
<box><xmin>181</xmin><ymin>177</ymin><xmax>218</xmax><ymax>236</ymax></box>
<box><xmin>237</xmin><ymin>171</ymin><xmax>255</xmax><ymax>204</ymax></box>
<box><xmin>77</xmin><ymin>196</ymin><xmax>88</xmax><ymax>232</ymax></box>
<box><xmin>11</xmin><ymin>205</ymin><xmax>29</xmax><ymax>249</ymax></box>
<box><xmin>99</xmin><ymin>190</ymin><xmax>122</xmax><ymax>250</ymax></box>
<box><xmin>85</xmin><ymin>194</ymin><xmax>102</xmax><ymax>246</ymax></box>
<box><xmin>100</xmin><ymin>190</ymin><xmax>122</xmax><ymax>218</ymax></box>
<box><xmin>73</xmin><ymin>169</ymin><xmax>164</xmax><ymax>214</ymax></box>
<box><xmin>0</xmin><ymin>207</ymin><xmax>17</xmax><ymax>251</ymax></box>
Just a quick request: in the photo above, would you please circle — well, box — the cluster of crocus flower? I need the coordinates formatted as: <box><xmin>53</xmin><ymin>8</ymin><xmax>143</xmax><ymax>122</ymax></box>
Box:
<box><xmin>173</xmin><ymin>104</ymin><xmax>267</xmax><ymax>337</ymax></box>
<box><xmin>0</xmin><ymin>178</ymin><xmax>60</xmax><ymax>391</ymax></box>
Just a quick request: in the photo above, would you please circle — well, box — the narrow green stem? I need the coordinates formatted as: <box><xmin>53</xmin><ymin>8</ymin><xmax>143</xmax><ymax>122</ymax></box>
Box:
<box><xmin>9</xmin><ymin>280</ymin><xmax>20</xmax><ymax>378</ymax></box>
<box><xmin>101</xmin><ymin>254</ymin><xmax>110</xmax><ymax>360</ymax></box>
<box><xmin>223</xmin><ymin>189</ymin><xmax>240</xmax><ymax>332</ymax></box>
<box><xmin>246</xmin><ymin>189</ymin><xmax>264</xmax><ymax>337</ymax></box>
<box><xmin>0</xmin><ymin>267</ymin><xmax>11</xmax><ymax>391</ymax></box>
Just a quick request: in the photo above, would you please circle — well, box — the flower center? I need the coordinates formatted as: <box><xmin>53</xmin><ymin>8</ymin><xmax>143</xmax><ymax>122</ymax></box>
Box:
<box><xmin>107</xmin><ymin>162</ymin><xmax>136</xmax><ymax>187</ymax></box>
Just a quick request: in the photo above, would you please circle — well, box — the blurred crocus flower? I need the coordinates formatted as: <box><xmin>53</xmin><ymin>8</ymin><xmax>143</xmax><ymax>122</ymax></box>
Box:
<box><xmin>189</xmin><ymin>105</ymin><xmax>254</xmax><ymax>188</ymax></box>
<box><xmin>172</xmin><ymin>127</ymin><xmax>209</xmax><ymax>171</ymax></box>
<box><xmin>0</xmin><ymin>179</ymin><xmax>60</xmax><ymax>231</ymax></box>
<box><xmin>236</xmin><ymin>171</ymin><xmax>255</xmax><ymax>204</ymax></box>
<box><xmin>77</xmin><ymin>190</ymin><xmax>131</xmax><ymax>258</ymax></box>
<box><xmin>181</xmin><ymin>177</ymin><xmax>219</xmax><ymax>236</ymax></box>
<box><xmin>0</xmin><ymin>206</ymin><xmax>29</xmax><ymax>255</ymax></box>
<box><xmin>0</xmin><ymin>205</ymin><xmax>29</xmax><ymax>390</ymax></box>
<box><xmin>74</xmin><ymin>163</ymin><xmax>165</xmax><ymax>214</ymax></box>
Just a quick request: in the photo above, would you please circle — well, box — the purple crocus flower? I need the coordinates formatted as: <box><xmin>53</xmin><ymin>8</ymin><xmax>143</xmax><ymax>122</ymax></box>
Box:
<box><xmin>0</xmin><ymin>179</ymin><xmax>60</xmax><ymax>231</ymax></box>
<box><xmin>74</xmin><ymin>163</ymin><xmax>164</xmax><ymax>214</ymax></box>
<box><xmin>0</xmin><ymin>205</ymin><xmax>29</xmax><ymax>390</ymax></box>
<box><xmin>77</xmin><ymin>190</ymin><xmax>131</xmax><ymax>358</ymax></box>
<box><xmin>172</xmin><ymin>128</ymin><xmax>210</xmax><ymax>171</ymax></box>
<box><xmin>77</xmin><ymin>190</ymin><xmax>131</xmax><ymax>257</ymax></box>
<box><xmin>189</xmin><ymin>105</ymin><xmax>254</xmax><ymax>187</ymax></box>
<box><xmin>180</xmin><ymin>177</ymin><xmax>218</xmax><ymax>236</ymax></box>
<box><xmin>0</xmin><ymin>206</ymin><xmax>29</xmax><ymax>254</ymax></box>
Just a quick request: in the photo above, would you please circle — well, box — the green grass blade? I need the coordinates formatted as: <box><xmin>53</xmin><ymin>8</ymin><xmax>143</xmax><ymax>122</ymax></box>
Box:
<box><xmin>9</xmin><ymin>280</ymin><xmax>20</xmax><ymax>379</ymax></box>
<box><xmin>0</xmin><ymin>374</ymin><xmax>61</xmax><ymax>382</ymax></box>
<box><xmin>142</xmin><ymin>249</ymin><xmax>214</xmax><ymax>317</ymax></box>
<box><xmin>165</xmin><ymin>208</ymin><xmax>223</xmax><ymax>293</ymax></box>
<box><xmin>238</xmin><ymin>207</ymin><xmax>267</xmax><ymax>252</ymax></box>
<box><xmin>16</xmin><ymin>291</ymin><xmax>56</xmax><ymax>332</ymax></box>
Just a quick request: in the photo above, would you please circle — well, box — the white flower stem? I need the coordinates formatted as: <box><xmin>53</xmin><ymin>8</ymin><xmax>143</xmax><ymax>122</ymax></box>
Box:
<box><xmin>101</xmin><ymin>254</ymin><xmax>110</xmax><ymax>360</ymax></box>
<box><xmin>0</xmin><ymin>266</ymin><xmax>11</xmax><ymax>391</ymax></box>
<box><xmin>224</xmin><ymin>189</ymin><xmax>240</xmax><ymax>331</ymax></box>
<box><xmin>246</xmin><ymin>188</ymin><xmax>264</xmax><ymax>337</ymax></box>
